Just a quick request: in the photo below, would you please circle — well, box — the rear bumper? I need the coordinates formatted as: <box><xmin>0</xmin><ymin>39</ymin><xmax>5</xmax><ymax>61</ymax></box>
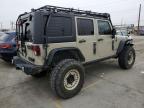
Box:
<box><xmin>13</xmin><ymin>56</ymin><xmax>44</xmax><ymax>75</ymax></box>
<box><xmin>0</xmin><ymin>52</ymin><xmax>17</xmax><ymax>59</ymax></box>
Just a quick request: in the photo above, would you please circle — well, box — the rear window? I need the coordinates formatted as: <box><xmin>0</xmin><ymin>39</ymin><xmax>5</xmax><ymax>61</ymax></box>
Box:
<box><xmin>77</xmin><ymin>18</ymin><xmax>94</xmax><ymax>36</ymax></box>
<box><xmin>46</xmin><ymin>16</ymin><xmax>72</xmax><ymax>37</ymax></box>
<box><xmin>17</xmin><ymin>18</ymin><xmax>32</xmax><ymax>42</ymax></box>
<box><xmin>24</xmin><ymin>23</ymin><xmax>32</xmax><ymax>41</ymax></box>
<box><xmin>0</xmin><ymin>33</ymin><xmax>15</xmax><ymax>42</ymax></box>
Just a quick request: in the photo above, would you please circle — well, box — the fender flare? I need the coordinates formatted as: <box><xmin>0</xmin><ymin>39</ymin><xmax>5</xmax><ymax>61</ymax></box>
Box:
<box><xmin>44</xmin><ymin>47</ymin><xmax>85</xmax><ymax>66</ymax></box>
<box><xmin>117</xmin><ymin>39</ymin><xmax>134</xmax><ymax>55</ymax></box>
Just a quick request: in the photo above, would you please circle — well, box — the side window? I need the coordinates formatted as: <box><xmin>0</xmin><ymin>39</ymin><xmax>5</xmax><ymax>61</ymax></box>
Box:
<box><xmin>98</xmin><ymin>20</ymin><xmax>112</xmax><ymax>35</ymax></box>
<box><xmin>46</xmin><ymin>16</ymin><xmax>72</xmax><ymax>37</ymax></box>
<box><xmin>77</xmin><ymin>18</ymin><xmax>94</xmax><ymax>36</ymax></box>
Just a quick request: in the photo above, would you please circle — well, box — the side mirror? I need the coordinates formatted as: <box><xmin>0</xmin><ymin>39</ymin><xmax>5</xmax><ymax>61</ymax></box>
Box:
<box><xmin>112</xmin><ymin>29</ymin><xmax>116</xmax><ymax>38</ymax></box>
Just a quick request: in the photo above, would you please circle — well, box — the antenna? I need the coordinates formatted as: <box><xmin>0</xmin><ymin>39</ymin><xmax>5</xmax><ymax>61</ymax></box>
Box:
<box><xmin>0</xmin><ymin>22</ymin><xmax>2</xmax><ymax>30</ymax></box>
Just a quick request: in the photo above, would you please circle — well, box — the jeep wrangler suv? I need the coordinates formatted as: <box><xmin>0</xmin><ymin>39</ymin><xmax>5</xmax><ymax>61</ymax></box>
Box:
<box><xmin>13</xmin><ymin>5</ymin><xmax>135</xmax><ymax>99</ymax></box>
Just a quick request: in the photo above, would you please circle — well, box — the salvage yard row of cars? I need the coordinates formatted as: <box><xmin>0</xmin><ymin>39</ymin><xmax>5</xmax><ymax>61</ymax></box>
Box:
<box><xmin>0</xmin><ymin>5</ymin><xmax>136</xmax><ymax>99</ymax></box>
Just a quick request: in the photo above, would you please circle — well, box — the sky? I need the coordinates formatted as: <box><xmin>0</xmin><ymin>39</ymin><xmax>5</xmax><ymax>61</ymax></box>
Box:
<box><xmin>0</xmin><ymin>0</ymin><xmax>144</xmax><ymax>29</ymax></box>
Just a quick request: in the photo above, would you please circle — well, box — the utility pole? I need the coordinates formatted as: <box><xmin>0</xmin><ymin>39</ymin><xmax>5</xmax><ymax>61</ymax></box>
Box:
<box><xmin>121</xmin><ymin>18</ymin><xmax>123</xmax><ymax>26</ymax></box>
<box><xmin>138</xmin><ymin>4</ymin><xmax>141</xmax><ymax>35</ymax></box>
<box><xmin>10</xmin><ymin>21</ymin><xmax>16</xmax><ymax>30</ymax></box>
<box><xmin>0</xmin><ymin>22</ymin><xmax>2</xmax><ymax>30</ymax></box>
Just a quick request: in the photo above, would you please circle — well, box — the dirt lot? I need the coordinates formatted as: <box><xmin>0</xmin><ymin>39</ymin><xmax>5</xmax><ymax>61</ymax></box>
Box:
<box><xmin>0</xmin><ymin>36</ymin><xmax>144</xmax><ymax>108</ymax></box>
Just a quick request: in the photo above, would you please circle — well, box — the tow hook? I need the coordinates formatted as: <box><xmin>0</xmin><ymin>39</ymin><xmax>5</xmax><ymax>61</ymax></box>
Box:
<box><xmin>16</xmin><ymin>66</ymin><xmax>21</xmax><ymax>70</ymax></box>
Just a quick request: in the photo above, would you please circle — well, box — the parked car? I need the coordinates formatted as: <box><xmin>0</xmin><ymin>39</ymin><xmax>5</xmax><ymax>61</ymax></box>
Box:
<box><xmin>0</xmin><ymin>32</ymin><xmax>17</xmax><ymax>62</ymax></box>
<box><xmin>0</xmin><ymin>32</ymin><xmax>5</xmax><ymax>37</ymax></box>
<box><xmin>116</xmin><ymin>29</ymin><xmax>132</xmax><ymax>40</ymax></box>
<box><xmin>139</xmin><ymin>30</ymin><xmax>144</xmax><ymax>35</ymax></box>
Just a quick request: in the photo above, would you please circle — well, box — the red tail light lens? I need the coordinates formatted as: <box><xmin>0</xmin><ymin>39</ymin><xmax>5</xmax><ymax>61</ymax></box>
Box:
<box><xmin>0</xmin><ymin>44</ymin><xmax>12</xmax><ymax>49</ymax></box>
<box><xmin>32</xmin><ymin>45</ymin><xmax>41</xmax><ymax>56</ymax></box>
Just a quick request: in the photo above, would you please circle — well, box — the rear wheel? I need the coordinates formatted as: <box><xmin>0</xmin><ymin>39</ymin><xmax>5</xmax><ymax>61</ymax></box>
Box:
<box><xmin>118</xmin><ymin>46</ymin><xmax>135</xmax><ymax>69</ymax></box>
<box><xmin>50</xmin><ymin>59</ymin><xmax>85</xmax><ymax>99</ymax></box>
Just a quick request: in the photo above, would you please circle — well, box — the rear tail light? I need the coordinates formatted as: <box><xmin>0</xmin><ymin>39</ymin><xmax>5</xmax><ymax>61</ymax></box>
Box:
<box><xmin>0</xmin><ymin>44</ymin><xmax>12</xmax><ymax>49</ymax></box>
<box><xmin>32</xmin><ymin>45</ymin><xmax>41</xmax><ymax>56</ymax></box>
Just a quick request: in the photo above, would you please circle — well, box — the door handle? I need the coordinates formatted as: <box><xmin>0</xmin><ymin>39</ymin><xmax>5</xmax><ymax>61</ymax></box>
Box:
<box><xmin>79</xmin><ymin>39</ymin><xmax>86</xmax><ymax>43</ymax></box>
<box><xmin>98</xmin><ymin>38</ymin><xmax>104</xmax><ymax>41</ymax></box>
<box><xmin>93</xmin><ymin>42</ymin><xmax>96</xmax><ymax>54</ymax></box>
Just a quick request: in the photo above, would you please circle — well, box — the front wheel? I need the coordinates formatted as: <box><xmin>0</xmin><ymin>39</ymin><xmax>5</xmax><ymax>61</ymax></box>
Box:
<box><xmin>50</xmin><ymin>59</ymin><xmax>85</xmax><ymax>99</ymax></box>
<box><xmin>118</xmin><ymin>46</ymin><xmax>136</xmax><ymax>69</ymax></box>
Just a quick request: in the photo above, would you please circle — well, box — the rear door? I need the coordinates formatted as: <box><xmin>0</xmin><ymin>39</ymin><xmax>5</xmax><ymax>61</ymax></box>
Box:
<box><xmin>96</xmin><ymin>20</ymin><xmax>116</xmax><ymax>58</ymax></box>
<box><xmin>76</xmin><ymin>17</ymin><xmax>97</xmax><ymax>62</ymax></box>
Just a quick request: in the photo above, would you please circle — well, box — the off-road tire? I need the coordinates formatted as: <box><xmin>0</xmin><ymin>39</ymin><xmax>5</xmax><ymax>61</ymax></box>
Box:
<box><xmin>118</xmin><ymin>46</ymin><xmax>135</xmax><ymax>69</ymax></box>
<box><xmin>50</xmin><ymin>59</ymin><xmax>85</xmax><ymax>99</ymax></box>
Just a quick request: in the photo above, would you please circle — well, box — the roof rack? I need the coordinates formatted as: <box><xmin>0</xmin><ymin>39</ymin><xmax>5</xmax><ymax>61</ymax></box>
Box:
<box><xmin>31</xmin><ymin>5</ymin><xmax>110</xmax><ymax>18</ymax></box>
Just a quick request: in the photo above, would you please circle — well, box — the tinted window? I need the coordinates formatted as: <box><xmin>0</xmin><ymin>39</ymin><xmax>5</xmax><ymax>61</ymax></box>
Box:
<box><xmin>25</xmin><ymin>23</ymin><xmax>32</xmax><ymax>41</ymax></box>
<box><xmin>17</xmin><ymin>19</ymin><xmax>32</xmax><ymax>42</ymax></box>
<box><xmin>77</xmin><ymin>18</ymin><xmax>94</xmax><ymax>36</ymax></box>
<box><xmin>98</xmin><ymin>20</ymin><xmax>112</xmax><ymax>35</ymax></box>
<box><xmin>46</xmin><ymin>16</ymin><xmax>72</xmax><ymax>37</ymax></box>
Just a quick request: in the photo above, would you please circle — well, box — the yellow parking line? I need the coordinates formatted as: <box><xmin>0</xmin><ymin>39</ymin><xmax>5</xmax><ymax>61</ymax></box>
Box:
<box><xmin>53</xmin><ymin>98</ymin><xmax>62</xmax><ymax>108</ymax></box>
<box><xmin>82</xmin><ymin>81</ymin><xmax>98</xmax><ymax>91</ymax></box>
<box><xmin>52</xmin><ymin>81</ymin><xmax>98</xmax><ymax>108</ymax></box>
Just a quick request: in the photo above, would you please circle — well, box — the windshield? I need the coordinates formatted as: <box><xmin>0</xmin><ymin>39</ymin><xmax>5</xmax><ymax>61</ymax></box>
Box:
<box><xmin>121</xmin><ymin>30</ymin><xmax>128</xmax><ymax>36</ymax></box>
<box><xmin>0</xmin><ymin>32</ymin><xmax>5</xmax><ymax>36</ymax></box>
<box><xmin>116</xmin><ymin>31</ymin><xmax>122</xmax><ymax>35</ymax></box>
<box><xmin>0</xmin><ymin>33</ymin><xmax>15</xmax><ymax>42</ymax></box>
<box><xmin>116</xmin><ymin>30</ymin><xmax>128</xmax><ymax>36</ymax></box>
